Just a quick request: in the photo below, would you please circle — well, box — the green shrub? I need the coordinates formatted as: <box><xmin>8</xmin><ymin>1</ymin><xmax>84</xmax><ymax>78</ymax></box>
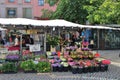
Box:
<box><xmin>2</xmin><ymin>62</ymin><xmax>18</xmax><ymax>72</ymax></box>
<box><xmin>36</xmin><ymin>61</ymin><xmax>51</xmax><ymax>73</ymax></box>
<box><xmin>20</xmin><ymin>60</ymin><xmax>36</xmax><ymax>71</ymax></box>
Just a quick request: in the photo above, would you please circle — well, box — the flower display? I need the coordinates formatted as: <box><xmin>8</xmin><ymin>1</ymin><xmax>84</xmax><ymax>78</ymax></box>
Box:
<box><xmin>101</xmin><ymin>59</ymin><xmax>111</xmax><ymax>65</ymax></box>
<box><xmin>94</xmin><ymin>53</ymin><xmax>100</xmax><ymax>58</ymax></box>
<box><xmin>6</xmin><ymin>54</ymin><xmax>20</xmax><ymax>61</ymax></box>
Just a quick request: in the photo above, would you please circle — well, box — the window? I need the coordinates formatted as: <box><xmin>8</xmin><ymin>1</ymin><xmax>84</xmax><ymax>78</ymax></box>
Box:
<box><xmin>23</xmin><ymin>8</ymin><xmax>32</xmax><ymax>19</ymax></box>
<box><xmin>6</xmin><ymin>8</ymin><xmax>16</xmax><ymax>18</ymax></box>
<box><xmin>8</xmin><ymin>0</ymin><xmax>14</xmax><ymax>2</ymax></box>
<box><xmin>38</xmin><ymin>0</ymin><xmax>44</xmax><ymax>6</ymax></box>
<box><xmin>25</xmin><ymin>0</ymin><xmax>31</xmax><ymax>3</ymax></box>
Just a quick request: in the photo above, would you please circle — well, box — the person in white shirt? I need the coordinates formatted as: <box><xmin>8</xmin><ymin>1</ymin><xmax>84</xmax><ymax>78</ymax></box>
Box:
<box><xmin>14</xmin><ymin>35</ymin><xmax>20</xmax><ymax>46</ymax></box>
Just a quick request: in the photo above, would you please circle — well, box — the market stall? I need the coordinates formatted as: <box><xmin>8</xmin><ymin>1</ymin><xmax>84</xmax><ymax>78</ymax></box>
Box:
<box><xmin>0</xmin><ymin>18</ymin><xmax>119</xmax><ymax>74</ymax></box>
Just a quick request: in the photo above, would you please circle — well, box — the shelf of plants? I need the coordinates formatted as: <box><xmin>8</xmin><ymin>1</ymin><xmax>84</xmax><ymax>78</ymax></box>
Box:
<box><xmin>47</xmin><ymin>46</ymin><xmax>111</xmax><ymax>74</ymax></box>
<box><xmin>0</xmin><ymin>47</ymin><xmax>51</xmax><ymax>74</ymax></box>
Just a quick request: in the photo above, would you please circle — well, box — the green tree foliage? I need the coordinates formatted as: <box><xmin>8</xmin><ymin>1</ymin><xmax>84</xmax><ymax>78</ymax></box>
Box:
<box><xmin>41</xmin><ymin>9</ymin><xmax>54</xmax><ymax>19</ymax></box>
<box><xmin>51</xmin><ymin>0</ymin><xmax>88</xmax><ymax>24</ymax></box>
<box><xmin>51</xmin><ymin>0</ymin><xmax>120</xmax><ymax>24</ymax></box>
<box><xmin>87</xmin><ymin>0</ymin><xmax>120</xmax><ymax>24</ymax></box>
<box><xmin>46</xmin><ymin>0</ymin><xmax>59</xmax><ymax>6</ymax></box>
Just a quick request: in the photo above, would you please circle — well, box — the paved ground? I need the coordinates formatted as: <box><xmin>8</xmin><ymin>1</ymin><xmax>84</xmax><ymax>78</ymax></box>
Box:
<box><xmin>0</xmin><ymin>50</ymin><xmax>120</xmax><ymax>80</ymax></box>
<box><xmin>0</xmin><ymin>64</ymin><xmax>120</xmax><ymax>80</ymax></box>
<box><xmin>97</xmin><ymin>50</ymin><xmax>120</xmax><ymax>63</ymax></box>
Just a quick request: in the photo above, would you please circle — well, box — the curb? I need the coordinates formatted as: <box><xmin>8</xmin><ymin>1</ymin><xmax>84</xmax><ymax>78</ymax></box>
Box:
<box><xmin>111</xmin><ymin>61</ymin><xmax>120</xmax><ymax>67</ymax></box>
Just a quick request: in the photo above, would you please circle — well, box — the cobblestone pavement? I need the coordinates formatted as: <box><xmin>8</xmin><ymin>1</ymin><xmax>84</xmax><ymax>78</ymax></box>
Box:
<box><xmin>95</xmin><ymin>50</ymin><xmax>120</xmax><ymax>63</ymax></box>
<box><xmin>0</xmin><ymin>65</ymin><xmax>120</xmax><ymax>80</ymax></box>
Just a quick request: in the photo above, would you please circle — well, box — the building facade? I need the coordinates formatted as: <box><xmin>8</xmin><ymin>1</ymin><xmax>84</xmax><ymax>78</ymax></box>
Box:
<box><xmin>0</xmin><ymin>0</ymin><xmax>57</xmax><ymax>19</ymax></box>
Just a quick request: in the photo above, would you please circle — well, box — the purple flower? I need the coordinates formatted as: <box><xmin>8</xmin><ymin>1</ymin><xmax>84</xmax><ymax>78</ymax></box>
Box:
<box><xmin>51</xmin><ymin>64</ymin><xmax>58</xmax><ymax>67</ymax></box>
<box><xmin>6</xmin><ymin>54</ymin><xmax>19</xmax><ymax>60</ymax></box>
<box><xmin>54</xmin><ymin>56</ymin><xmax>59</xmax><ymax>59</ymax></box>
<box><xmin>51</xmin><ymin>52</ymin><xmax>56</xmax><ymax>55</ymax></box>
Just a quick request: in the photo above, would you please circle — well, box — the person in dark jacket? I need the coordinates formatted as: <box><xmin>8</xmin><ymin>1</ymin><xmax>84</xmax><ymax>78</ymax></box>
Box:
<box><xmin>0</xmin><ymin>36</ymin><xmax>5</xmax><ymax>45</ymax></box>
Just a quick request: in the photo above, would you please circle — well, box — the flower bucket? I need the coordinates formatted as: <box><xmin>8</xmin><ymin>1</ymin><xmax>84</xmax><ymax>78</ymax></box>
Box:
<box><xmin>51</xmin><ymin>64</ymin><xmax>58</xmax><ymax>72</ymax></box>
<box><xmin>83</xmin><ymin>66</ymin><xmax>88</xmax><ymax>73</ymax></box>
<box><xmin>71</xmin><ymin>66</ymin><xmax>78</xmax><ymax>74</ymax></box>
<box><xmin>88</xmin><ymin>67</ymin><xmax>94</xmax><ymax>72</ymax></box>
<box><xmin>100</xmin><ymin>64</ymin><xmax>108</xmax><ymax>72</ymax></box>
<box><xmin>94</xmin><ymin>66</ymin><xmax>100</xmax><ymax>72</ymax></box>
<box><xmin>78</xmin><ymin>66</ymin><xmax>83</xmax><ymax>74</ymax></box>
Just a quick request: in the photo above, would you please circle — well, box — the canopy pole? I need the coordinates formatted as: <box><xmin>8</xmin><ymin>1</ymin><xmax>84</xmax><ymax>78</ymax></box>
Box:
<box><xmin>20</xmin><ymin>34</ymin><xmax>22</xmax><ymax>60</ymax></box>
<box><xmin>44</xmin><ymin>28</ymin><xmax>46</xmax><ymax>52</ymax></box>
<box><xmin>97</xmin><ymin>29</ymin><xmax>99</xmax><ymax>52</ymax></box>
<box><xmin>58</xmin><ymin>28</ymin><xmax>60</xmax><ymax>37</ymax></box>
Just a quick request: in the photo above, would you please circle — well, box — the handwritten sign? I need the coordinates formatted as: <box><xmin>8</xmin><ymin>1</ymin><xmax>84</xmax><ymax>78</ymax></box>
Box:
<box><xmin>29</xmin><ymin>44</ymin><xmax>41</xmax><ymax>52</ymax></box>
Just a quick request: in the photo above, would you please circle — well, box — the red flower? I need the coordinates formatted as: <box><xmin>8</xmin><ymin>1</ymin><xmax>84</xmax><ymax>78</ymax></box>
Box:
<box><xmin>57</xmin><ymin>51</ymin><xmax>61</xmax><ymax>58</ymax></box>
<box><xmin>94</xmin><ymin>53</ymin><xmax>100</xmax><ymax>57</ymax></box>
<box><xmin>102</xmin><ymin>59</ymin><xmax>111</xmax><ymax>65</ymax></box>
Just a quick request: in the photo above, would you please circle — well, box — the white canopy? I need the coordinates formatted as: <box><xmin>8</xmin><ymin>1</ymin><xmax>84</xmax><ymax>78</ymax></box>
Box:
<box><xmin>0</xmin><ymin>18</ymin><xmax>119</xmax><ymax>30</ymax></box>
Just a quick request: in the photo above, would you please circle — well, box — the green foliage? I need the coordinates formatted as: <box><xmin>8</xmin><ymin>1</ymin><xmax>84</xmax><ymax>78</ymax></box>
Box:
<box><xmin>41</xmin><ymin>9</ymin><xmax>54</xmax><ymax>19</ymax></box>
<box><xmin>85</xmin><ymin>0</ymin><xmax>120</xmax><ymax>24</ymax></box>
<box><xmin>0</xmin><ymin>64</ymin><xmax>3</xmax><ymax>72</ymax></box>
<box><xmin>51</xmin><ymin>0</ymin><xmax>89</xmax><ymax>24</ymax></box>
<box><xmin>2</xmin><ymin>62</ymin><xmax>18</xmax><ymax>72</ymax></box>
<box><xmin>47</xmin><ymin>35</ymin><xmax>60</xmax><ymax>47</ymax></box>
<box><xmin>36</xmin><ymin>61</ymin><xmax>51</xmax><ymax>73</ymax></box>
<box><xmin>46</xmin><ymin>0</ymin><xmax>59</xmax><ymax>6</ymax></box>
<box><xmin>20</xmin><ymin>60</ymin><xmax>36</xmax><ymax>71</ymax></box>
<box><xmin>51</xmin><ymin>0</ymin><xmax>120</xmax><ymax>24</ymax></box>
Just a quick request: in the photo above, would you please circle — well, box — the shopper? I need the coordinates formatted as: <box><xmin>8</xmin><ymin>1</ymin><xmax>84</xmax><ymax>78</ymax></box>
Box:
<box><xmin>25</xmin><ymin>35</ymin><xmax>34</xmax><ymax>44</ymax></box>
<box><xmin>14</xmin><ymin>34</ymin><xmax>20</xmax><ymax>46</ymax></box>
<box><xmin>0</xmin><ymin>36</ymin><xmax>5</xmax><ymax>45</ymax></box>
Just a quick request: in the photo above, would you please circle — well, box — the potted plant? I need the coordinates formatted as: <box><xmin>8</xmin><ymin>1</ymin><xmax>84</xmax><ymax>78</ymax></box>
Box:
<box><xmin>98</xmin><ymin>59</ymin><xmax>110</xmax><ymax>72</ymax></box>
<box><xmin>47</xmin><ymin>35</ymin><xmax>60</xmax><ymax>52</ymax></box>
<box><xmin>94</xmin><ymin>63</ymin><xmax>100</xmax><ymax>72</ymax></box>
<box><xmin>51</xmin><ymin>63</ymin><xmax>58</xmax><ymax>72</ymax></box>
<box><xmin>0</xmin><ymin>63</ymin><xmax>3</xmax><ymax>73</ymax></box>
<box><xmin>20</xmin><ymin>60</ymin><xmax>36</xmax><ymax>73</ymax></box>
<box><xmin>2</xmin><ymin>62</ymin><xmax>18</xmax><ymax>73</ymax></box>
<box><xmin>71</xmin><ymin>65</ymin><xmax>78</xmax><ymax>74</ymax></box>
<box><xmin>36</xmin><ymin>61</ymin><xmax>51</xmax><ymax>73</ymax></box>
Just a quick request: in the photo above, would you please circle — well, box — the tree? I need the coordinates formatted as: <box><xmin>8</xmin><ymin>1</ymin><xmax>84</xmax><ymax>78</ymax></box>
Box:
<box><xmin>51</xmin><ymin>0</ymin><xmax>120</xmax><ymax>24</ymax></box>
<box><xmin>51</xmin><ymin>0</ymin><xmax>89</xmax><ymax>24</ymax></box>
<box><xmin>87</xmin><ymin>0</ymin><xmax>120</xmax><ymax>24</ymax></box>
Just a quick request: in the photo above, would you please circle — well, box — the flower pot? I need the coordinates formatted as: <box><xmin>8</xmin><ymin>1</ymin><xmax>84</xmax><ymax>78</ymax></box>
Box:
<box><xmin>100</xmin><ymin>65</ymin><xmax>108</xmax><ymax>72</ymax></box>
<box><xmin>94</xmin><ymin>66</ymin><xmax>100</xmax><ymax>72</ymax></box>
<box><xmin>83</xmin><ymin>67</ymin><xmax>88</xmax><ymax>73</ymax></box>
<box><xmin>63</xmin><ymin>66</ymin><xmax>69</xmax><ymax>72</ymax></box>
<box><xmin>3</xmin><ymin>71</ymin><xmax>17</xmax><ymax>74</ymax></box>
<box><xmin>51</xmin><ymin>64</ymin><xmax>58</xmax><ymax>72</ymax></box>
<box><xmin>88</xmin><ymin>67</ymin><xmax>94</xmax><ymax>72</ymax></box>
<box><xmin>71</xmin><ymin>66</ymin><xmax>78</xmax><ymax>74</ymax></box>
<box><xmin>52</xmin><ymin>66</ymin><xmax>58</xmax><ymax>72</ymax></box>
<box><xmin>24</xmin><ymin>70</ymin><xmax>37</xmax><ymax>73</ymax></box>
<box><xmin>78</xmin><ymin>66</ymin><xmax>83</xmax><ymax>74</ymax></box>
<box><xmin>58</xmin><ymin>65</ymin><xmax>63</xmax><ymax>72</ymax></box>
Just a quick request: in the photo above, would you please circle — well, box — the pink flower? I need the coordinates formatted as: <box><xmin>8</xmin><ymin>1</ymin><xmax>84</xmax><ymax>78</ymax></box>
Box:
<box><xmin>102</xmin><ymin>60</ymin><xmax>111</xmax><ymax>65</ymax></box>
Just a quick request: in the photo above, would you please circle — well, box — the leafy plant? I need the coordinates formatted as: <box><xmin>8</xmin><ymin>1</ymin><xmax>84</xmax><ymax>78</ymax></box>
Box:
<box><xmin>46</xmin><ymin>0</ymin><xmax>59</xmax><ymax>6</ymax></box>
<box><xmin>0</xmin><ymin>63</ymin><xmax>3</xmax><ymax>72</ymax></box>
<box><xmin>36</xmin><ymin>61</ymin><xmax>51</xmax><ymax>73</ymax></box>
<box><xmin>20</xmin><ymin>60</ymin><xmax>36</xmax><ymax>72</ymax></box>
<box><xmin>47</xmin><ymin>35</ymin><xmax>60</xmax><ymax>47</ymax></box>
<box><xmin>2</xmin><ymin>62</ymin><xmax>18</xmax><ymax>72</ymax></box>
